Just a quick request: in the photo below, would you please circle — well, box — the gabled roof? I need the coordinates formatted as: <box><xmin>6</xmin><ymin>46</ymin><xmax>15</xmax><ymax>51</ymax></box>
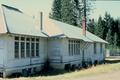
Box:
<box><xmin>0</xmin><ymin>4</ymin><xmax>47</xmax><ymax>37</ymax></box>
<box><xmin>0</xmin><ymin>4</ymin><xmax>108</xmax><ymax>43</ymax></box>
<box><xmin>44</xmin><ymin>19</ymin><xmax>108</xmax><ymax>43</ymax></box>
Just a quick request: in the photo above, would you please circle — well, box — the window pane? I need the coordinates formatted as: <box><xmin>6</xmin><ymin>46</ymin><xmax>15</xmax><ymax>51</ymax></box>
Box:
<box><xmin>15</xmin><ymin>37</ymin><xmax>19</xmax><ymax>40</ymax></box>
<box><xmin>21</xmin><ymin>42</ymin><xmax>25</xmax><ymax>58</ymax></box>
<box><xmin>31</xmin><ymin>38</ymin><xmax>35</xmax><ymax>41</ymax></box>
<box><xmin>72</xmin><ymin>41</ymin><xmax>74</xmax><ymax>55</ymax></box>
<box><xmin>36</xmin><ymin>38</ymin><xmax>39</xmax><ymax>42</ymax></box>
<box><xmin>31</xmin><ymin>43</ymin><xmax>35</xmax><ymax>57</ymax></box>
<box><xmin>21</xmin><ymin>37</ymin><xmax>25</xmax><ymax>41</ymax></box>
<box><xmin>26</xmin><ymin>43</ymin><xmax>30</xmax><ymax>57</ymax></box>
<box><xmin>36</xmin><ymin>43</ymin><xmax>39</xmax><ymax>57</ymax></box>
<box><xmin>94</xmin><ymin>43</ymin><xmax>96</xmax><ymax>54</ymax></box>
<box><xmin>15</xmin><ymin>42</ymin><xmax>19</xmax><ymax>58</ymax></box>
<box><xmin>26</xmin><ymin>38</ymin><xmax>30</xmax><ymax>41</ymax></box>
<box><xmin>69</xmin><ymin>42</ymin><xmax>71</xmax><ymax>56</ymax></box>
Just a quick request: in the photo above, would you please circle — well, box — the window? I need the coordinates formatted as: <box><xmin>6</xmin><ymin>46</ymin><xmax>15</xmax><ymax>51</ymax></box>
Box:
<box><xmin>31</xmin><ymin>43</ymin><xmax>35</xmax><ymax>57</ymax></box>
<box><xmin>94</xmin><ymin>43</ymin><xmax>96</xmax><ymax>54</ymax></box>
<box><xmin>32</xmin><ymin>38</ymin><xmax>35</xmax><ymax>41</ymax></box>
<box><xmin>15</xmin><ymin>42</ymin><xmax>19</xmax><ymax>58</ymax></box>
<box><xmin>71</xmin><ymin>41</ymin><xmax>74</xmax><ymax>56</ymax></box>
<box><xmin>26</xmin><ymin>38</ymin><xmax>30</xmax><ymax>41</ymax></box>
<box><xmin>68</xmin><ymin>40</ymin><xmax>80</xmax><ymax>56</ymax></box>
<box><xmin>21</xmin><ymin>37</ymin><xmax>25</xmax><ymax>41</ymax></box>
<box><xmin>36</xmin><ymin>38</ymin><xmax>39</xmax><ymax>42</ymax></box>
<box><xmin>26</xmin><ymin>38</ymin><xmax>30</xmax><ymax>58</ymax></box>
<box><xmin>15</xmin><ymin>37</ymin><xmax>19</xmax><ymax>40</ymax></box>
<box><xmin>36</xmin><ymin>43</ymin><xmax>39</xmax><ymax>57</ymax></box>
<box><xmin>21</xmin><ymin>42</ymin><xmax>25</xmax><ymax>58</ymax></box>
<box><xmin>76</xmin><ymin>41</ymin><xmax>80</xmax><ymax>55</ymax></box>
<box><xmin>14</xmin><ymin>36</ymin><xmax>40</xmax><ymax>59</ymax></box>
<box><xmin>26</xmin><ymin>43</ymin><xmax>30</xmax><ymax>57</ymax></box>
<box><xmin>69</xmin><ymin>40</ymin><xmax>72</xmax><ymax>56</ymax></box>
<box><xmin>100</xmin><ymin>43</ymin><xmax>102</xmax><ymax>53</ymax></box>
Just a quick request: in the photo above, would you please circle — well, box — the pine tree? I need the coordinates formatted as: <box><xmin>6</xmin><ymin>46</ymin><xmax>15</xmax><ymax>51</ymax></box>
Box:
<box><xmin>50</xmin><ymin>0</ymin><xmax>94</xmax><ymax>27</ymax></box>
<box><xmin>50</xmin><ymin>0</ymin><xmax>62</xmax><ymax>21</ymax></box>
<box><xmin>103</xmin><ymin>13</ymin><xmax>110</xmax><ymax>39</ymax></box>
<box><xmin>95</xmin><ymin>16</ymin><xmax>104</xmax><ymax>38</ymax></box>
<box><xmin>87</xmin><ymin>19</ymin><xmax>96</xmax><ymax>34</ymax></box>
<box><xmin>118</xmin><ymin>19</ymin><xmax>120</xmax><ymax>48</ymax></box>
<box><xmin>106</xmin><ymin>29</ymin><xmax>113</xmax><ymax>46</ymax></box>
<box><xmin>61</xmin><ymin>0</ymin><xmax>78</xmax><ymax>26</ymax></box>
<box><xmin>114</xmin><ymin>32</ymin><xmax>118</xmax><ymax>48</ymax></box>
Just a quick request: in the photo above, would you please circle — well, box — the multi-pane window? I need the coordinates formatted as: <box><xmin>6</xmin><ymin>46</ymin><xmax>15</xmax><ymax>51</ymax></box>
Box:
<box><xmin>68</xmin><ymin>40</ymin><xmax>80</xmax><ymax>56</ymax></box>
<box><xmin>14</xmin><ymin>36</ymin><xmax>40</xmax><ymax>59</ymax></box>
<box><xmin>94</xmin><ymin>43</ymin><xmax>96</xmax><ymax>54</ymax></box>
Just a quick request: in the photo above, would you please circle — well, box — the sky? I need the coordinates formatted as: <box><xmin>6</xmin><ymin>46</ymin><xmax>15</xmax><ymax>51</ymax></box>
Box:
<box><xmin>0</xmin><ymin>0</ymin><xmax>120</xmax><ymax>19</ymax></box>
<box><xmin>90</xmin><ymin>1</ymin><xmax>120</xmax><ymax>20</ymax></box>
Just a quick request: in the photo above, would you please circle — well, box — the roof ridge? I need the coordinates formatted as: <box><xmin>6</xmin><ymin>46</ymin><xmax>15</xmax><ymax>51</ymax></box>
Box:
<box><xmin>1</xmin><ymin>4</ymin><xmax>23</xmax><ymax>13</ymax></box>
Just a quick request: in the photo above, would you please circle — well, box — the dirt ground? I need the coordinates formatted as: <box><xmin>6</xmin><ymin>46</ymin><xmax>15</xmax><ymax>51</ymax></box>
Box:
<box><xmin>75</xmin><ymin>70</ymin><xmax>120</xmax><ymax>80</ymax></box>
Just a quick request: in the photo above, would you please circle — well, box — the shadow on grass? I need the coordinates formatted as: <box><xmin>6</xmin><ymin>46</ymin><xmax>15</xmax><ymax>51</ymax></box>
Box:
<box><xmin>8</xmin><ymin>69</ymin><xmax>73</xmax><ymax>79</ymax></box>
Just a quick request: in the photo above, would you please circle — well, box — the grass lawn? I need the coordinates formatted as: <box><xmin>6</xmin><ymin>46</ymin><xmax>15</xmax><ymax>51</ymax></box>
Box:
<box><xmin>4</xmin><ymin>61</ymin><xmax>120</xmax><ymax>80</ymax></box>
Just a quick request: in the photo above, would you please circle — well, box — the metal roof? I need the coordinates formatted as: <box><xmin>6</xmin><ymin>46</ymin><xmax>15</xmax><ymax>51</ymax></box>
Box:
<box><xmin>44</xmin><ymin>19</ymin><xmax>108</xmax><ymax>43</ymax></box>
<box><xmin>0</xmin><ymin>4</ymin><xmax>47</xmax><ymax>37</ymax></box>
<box><xmin>0</xmin><ymin>4</ymin><xmax>108</xmax><ymax>43</ymax></box>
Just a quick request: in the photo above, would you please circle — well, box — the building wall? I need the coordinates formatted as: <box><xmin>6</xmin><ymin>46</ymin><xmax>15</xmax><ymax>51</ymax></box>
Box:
<box><xmin>61</xmin><ymin>38</ymin><xmax>82</xmax><ymax>64</ymax></box>
<box><xmin>48</xmin><ymin>38</ymin><xmax>106</xmax><ymax>69</ymax></box>
<box><xmin>48</xmin><ymin>38</ymin><xmax>83</xmax><ymax>69</ymax></box>
<box><xmin>0</xmin><ymin>34</ymin><xmax>7</xmax><ymax>68</ymax></box>
<box><xmin>48</xmin><ymin>38</ymin><xmax>62</xmax><ymax>63</ymax></box>
<box><xmin>0</xmin><ymin>34</ymin><xmax>106</xmax><ymax>72</ymax></box>
<box><xmin>85</xmin><ymin>43</ymin><xmax>105</xmax><ymax>63</ymax></box>
<box><xmin>4</xmin><ymin>34</ymin><xmax>47</xmax><ymax>70</ymax></box>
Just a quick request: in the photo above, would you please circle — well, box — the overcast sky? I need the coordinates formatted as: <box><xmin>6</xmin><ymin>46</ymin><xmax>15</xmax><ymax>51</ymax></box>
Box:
<box><xmin>0</xmin><ymin>0</ymin><xmax>120</xmax><ymax>19</ymax></box>
<box><xmin>90</xmin><ymin>1</ymin><xmax>120</xmax><ymax>19</ymax></box>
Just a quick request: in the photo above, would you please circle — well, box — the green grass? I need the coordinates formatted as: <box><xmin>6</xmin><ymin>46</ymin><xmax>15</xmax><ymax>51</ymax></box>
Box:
<box><xmin>5</xmin><ymin>62</ymin><xmax>120</xmax><ymax>80</ymax></box>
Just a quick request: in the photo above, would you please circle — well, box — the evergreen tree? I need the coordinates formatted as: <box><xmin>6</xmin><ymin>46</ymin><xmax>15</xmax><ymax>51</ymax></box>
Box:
<box><xmin>114</xmin><ymin>32</ymin><xmax>118</xmax><ymax>48</ymax></box>
<box><xmin>103</xmin><ymin>13</ymin><xmax>110</xmax><ymax>39</ymax></box>
<box><xmin>61</xmin><ymin>0</ymin><xmax>78</xmax><ymax>26</ymax></box>
<box><xmin>106</xmin><ymin>29</ymin><xmax>113</xmax><ymax>46</ymax></box>
<box><xmin>50</xmin><ymin>0</ymin><xmax>94</xmax><ymax>27</ymax></box>
<box><xmin>118</xmin><ymin>19</ymin><xmax>120</xmax><ymax>48</ymax></box>
<box><xmin>95</xmin><ymin>16</ymin><xmax>104</xmax><ymax>38</ymax></box>
<box><xmin>50</xmin><ymin>0</ymin><xmax>62</xmax><ymax>21</ymax></box>
<box><xmin>114</xmin><ymin>19</ymin><xmax>120</xmax><ymax>48</ymax></box>
<box><xmin>103</xmin><ymin>12</ymin><xmax>114</xmax><ymax>40</ymax></box>
<box><xmin>87</xmin><ymin>19</ymin><xmax>96</xmax><ymax>34</ymax></box>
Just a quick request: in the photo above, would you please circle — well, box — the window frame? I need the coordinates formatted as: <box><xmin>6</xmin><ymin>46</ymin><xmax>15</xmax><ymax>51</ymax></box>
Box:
<box><xmin>68</xmin><ymin>40</ymin><xmax>80</xmax><ymax>56</ymax></box>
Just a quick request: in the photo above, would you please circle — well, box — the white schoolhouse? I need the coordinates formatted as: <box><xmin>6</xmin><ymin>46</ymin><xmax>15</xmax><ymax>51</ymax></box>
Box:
<box><xmin>0</xmin><ymin>4</ymin><xmax>108</xmax><ymax>77</ymax></box>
